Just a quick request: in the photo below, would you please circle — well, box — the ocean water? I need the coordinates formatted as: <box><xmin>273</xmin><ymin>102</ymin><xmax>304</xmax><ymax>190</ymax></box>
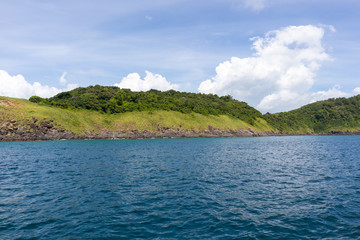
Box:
<box><xmin>0</xmin><ymin>136</ymin><xmax>359</xmax><ymax>239</ymax></box>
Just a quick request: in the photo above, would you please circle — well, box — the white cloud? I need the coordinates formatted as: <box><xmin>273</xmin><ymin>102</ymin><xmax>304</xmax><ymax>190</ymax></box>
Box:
<box><xmin>198</xmin><ymin>25</ymin><xmax>358</xmax><ymax>113</ymax></box>
<box><xmin>114</xmin><ymin>71</ymin><xmax>178</xmax><ymax>91</ymax></box>
<box><xmin>59</xmin><ymin>72</ymin><xmax>67</xmax><ymax>85</ymax></box>
<box><xmin>257</xmin><ymin>85</ymin><xmax>355</xmax><ymax>112</ymax></box>
<box><xmin>0</xmin><ymin>70</ymin><xmax>78</xmax><ymax>99</ymax></box>
<box><xmin>243</xmin><ymin>0</ymin><xmax>266</xmax><ymax>12</ymax></box>
<box><xmin>318</xmin><ymin>24</ymin><xmax>337</xmax><ymax>33</ymax></box>
<box><xmin>329</xmin><ymin>25</ymin><xmax>336</xmax><ymax>33</ymax></box>
<box><xmin>310</xmin><ymin>85</ymin><xmax>350</xmax><ymax>102</ymax></box>
<box><xmin>353</xmin><ymin>87</ymin><xmax>360</xmax><ymax>95</ymax></box>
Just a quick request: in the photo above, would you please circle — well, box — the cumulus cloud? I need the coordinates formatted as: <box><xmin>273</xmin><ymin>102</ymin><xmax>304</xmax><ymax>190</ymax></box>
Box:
<box><xmin>310</xmin><ymin>85</ymin><xmax>351</xmax><ymax>102</ymax></box>
<box><xmin>198</xmin><ymin>25</ymin><xmax>358</xmax><ymax>112</ymax></box>
<box><xmin>0</xmin><ymin>70</ymin><xmax>78</xmax><ymax>99</ymax></box>
<box><xmin>114</xmin><ymin>71</ymin><xmax>178</xmax><ymax>91</ymax></box>
<box><xmin>257</xmin><ymin>85</ymin><xmax>358</xmax><ymax>111</ymax></box>
<box><xmin>353</xmin><ymin>87</ymin><xmax>360</xmax><ymax>95</ymax></box>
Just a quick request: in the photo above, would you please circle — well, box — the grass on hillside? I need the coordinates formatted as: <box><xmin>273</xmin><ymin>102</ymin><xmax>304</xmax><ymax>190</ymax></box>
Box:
<box><xmin>0</xmin><ymin>96</ymin><xmax>276</xmax><ymax>135</ymax></box>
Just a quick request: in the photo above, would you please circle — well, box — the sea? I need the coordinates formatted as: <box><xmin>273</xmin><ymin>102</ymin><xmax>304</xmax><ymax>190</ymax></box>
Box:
<box><xmin>0</xmin><ymin>136</ymin><xmax>359</xmax><ymax>239</ymax></box>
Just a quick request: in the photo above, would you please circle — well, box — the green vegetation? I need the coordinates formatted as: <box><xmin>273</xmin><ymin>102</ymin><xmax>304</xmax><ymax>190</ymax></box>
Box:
<box><xmin>2</xmin><ymin>86</ymin><xmax>360</xmax><ymax>137</ymax></box>
<box><xmin>30</xmin><ymin>85</ymin><xmax>262</xmax><ymax>125</ymax></box>
<box><xmin>263</xmin><ymin>94</ymin><xmax>360</xmax><ymax>133</ymax></box>
<box><xmin>1</xmin><ymin>96</ymin><xmax>272</xmax><ymax>135</ymax></box>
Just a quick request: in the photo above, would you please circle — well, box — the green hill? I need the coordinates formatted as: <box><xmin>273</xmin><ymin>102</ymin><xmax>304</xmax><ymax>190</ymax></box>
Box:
<box><xmin>0</xmin><ymin>90</ymin><xmax>275</xmax><ymax>141</ymax></box>
<box><xmin>263</xmin><ymin>94</ymin><xmax>360</xmax><ymax>133</ymax></box>
<box><xmin>1</xmin><ymin>86</ymin><xmax>360</xmax><ymax>141</ymax></box>
<box><xmin>30</xmin><ymin>85</ymin><xmax>262</xmax><ymax>125</ymax></box>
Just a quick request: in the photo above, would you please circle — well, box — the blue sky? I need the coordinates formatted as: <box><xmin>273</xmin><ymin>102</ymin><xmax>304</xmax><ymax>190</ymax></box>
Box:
<box><xmin>0</xmin><ymin>0</ymin><xmax>359</xmax><ymax>112</ymax></box>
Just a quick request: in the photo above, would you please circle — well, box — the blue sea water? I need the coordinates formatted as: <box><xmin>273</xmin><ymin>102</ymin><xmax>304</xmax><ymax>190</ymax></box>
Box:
<box><xmin>0</xmin><ymin>136</ymin><xmax>360</xmax><ymax>239</ymax></box>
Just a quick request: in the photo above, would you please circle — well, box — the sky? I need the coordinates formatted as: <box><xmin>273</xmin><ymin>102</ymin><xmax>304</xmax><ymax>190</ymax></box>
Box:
<box><xmin>0</xmin><ymin>0</ymin><xmax>360</xmax><ymax>113</ymax></box>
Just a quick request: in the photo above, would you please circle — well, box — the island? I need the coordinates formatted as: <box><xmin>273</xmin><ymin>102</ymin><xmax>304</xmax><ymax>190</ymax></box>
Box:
<box><xmin>1</xmin><ymin>85</ymin><xmax>360</xmax><ymax>141</ymax></box>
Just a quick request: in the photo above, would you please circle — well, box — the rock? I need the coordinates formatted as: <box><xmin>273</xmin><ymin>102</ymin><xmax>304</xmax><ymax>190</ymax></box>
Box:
<box><xmin>40</xmin><ymin>121</ymin><xmax>54</xmax><ymax>129</ymax></box>
<box><xmin>1</xmin><ymin>117</ymin><xmax>359</xmax><ymax>142</ymax></box>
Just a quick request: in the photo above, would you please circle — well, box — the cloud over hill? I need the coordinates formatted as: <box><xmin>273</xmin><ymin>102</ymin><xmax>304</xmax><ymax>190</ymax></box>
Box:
<box><xmin>198</xmin><ymin>25</ymin><xmax>360</xmax><ymax>113</ymax></box>
<box><xmin>0</xmin><ymin>70</ymin><xmax>77</xmax><ymax>99</ymax></box>
<box><xmin>114</xmin><ymin>71</ymin><xmax>179</xmax><ymax>91</ymax></box>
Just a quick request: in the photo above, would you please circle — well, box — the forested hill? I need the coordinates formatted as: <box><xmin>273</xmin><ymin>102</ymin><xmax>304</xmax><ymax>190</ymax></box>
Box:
<box><xmin>263</xmin><ymin>94</ymin><xmax>360</xmax><ymax>133</ymax></box>
<box><xmin>29</xmin><ymin>85</ymin><xmax>262</xmax><ymax>125</ymax></box>
<box><xmin>28</xmin><ymin>85</ymin><xmax>360</xmax><ymax>134</ymax></box>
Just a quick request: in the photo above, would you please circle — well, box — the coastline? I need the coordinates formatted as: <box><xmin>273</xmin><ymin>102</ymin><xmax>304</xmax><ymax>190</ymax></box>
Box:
<box><xmin>2</xmin><ymin>95</ymin><xmax>360</xmax><ymax>142</ymax></box>
<box><xmin>1</xmin><ymin>119</ymin><xmax>359</xmax><ymax>142</ymax></box>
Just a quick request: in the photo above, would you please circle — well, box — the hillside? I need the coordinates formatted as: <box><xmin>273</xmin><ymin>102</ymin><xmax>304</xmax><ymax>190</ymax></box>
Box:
<box><xmin>1</xmin><ymin>87</ymin><xmax>360</xmax><ymax>141</ymax></box>
<box><xmin>0</xmin><ymin>94</ymin><xmax>274</xmax><ymax>141</ymax></box>
<box><xmin>30</xmin><ymin>85</ymin><xmax>262</xmax><ymax>125</ymax></box>
<box><xmin>263</xmin><ymin>94</ymin><xmax>360</xmax><ymax>133</ymax></box>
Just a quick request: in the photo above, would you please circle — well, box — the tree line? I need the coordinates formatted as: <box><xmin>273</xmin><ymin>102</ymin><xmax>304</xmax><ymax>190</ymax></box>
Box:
<box><xmin>29</xmin><ymin>85</ymin><xmax>262</xmax><ymax>125</ymax></box>
<box><xmin>29</xmin><ymin>85</ymin><xmax>360</xmax><ymax>132</ymax></box>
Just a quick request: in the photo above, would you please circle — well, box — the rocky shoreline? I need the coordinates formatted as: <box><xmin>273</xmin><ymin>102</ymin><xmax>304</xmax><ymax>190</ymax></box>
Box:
<box><xmin>1</xmin><ymin>119</ymin><xmax>359</xmax><ymax>142</ymax></box>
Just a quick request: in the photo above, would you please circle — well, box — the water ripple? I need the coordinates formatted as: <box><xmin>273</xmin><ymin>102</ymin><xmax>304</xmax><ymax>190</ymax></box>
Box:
<box><xmin>0</xmin><ymin>136</ymin><xmax>360</xmax><ymax>239</ymax></box>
